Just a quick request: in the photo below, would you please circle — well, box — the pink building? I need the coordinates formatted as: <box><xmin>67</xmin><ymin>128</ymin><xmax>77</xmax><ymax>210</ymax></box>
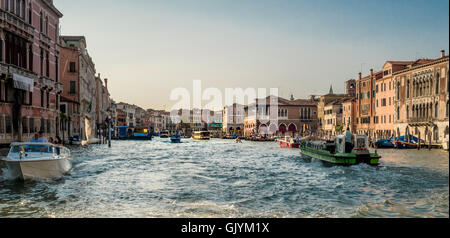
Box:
<box><xmin>1</xmin><ymin>0</ymin><xmax>63</xmax><ymax>145</ymax></box>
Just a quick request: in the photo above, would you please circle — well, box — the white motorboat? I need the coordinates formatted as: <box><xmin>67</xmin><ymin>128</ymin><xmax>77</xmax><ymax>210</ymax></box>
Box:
<box><xmin>1</xmin><ymin>142</ymin><xmax>72</xmax><ymax>181</ymax></box>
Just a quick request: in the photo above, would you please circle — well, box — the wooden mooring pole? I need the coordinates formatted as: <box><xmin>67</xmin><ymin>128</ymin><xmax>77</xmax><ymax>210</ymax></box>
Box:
<box><xmin>418</xmin><ymin>131</ymin><xmax>421</xmax><ymax>150</ymax></box>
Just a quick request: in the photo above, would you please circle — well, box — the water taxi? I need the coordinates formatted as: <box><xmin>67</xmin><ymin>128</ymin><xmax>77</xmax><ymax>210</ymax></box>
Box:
<box><xmin>170</xmin><ymin>135</ymin><xmax>182</xmax><ymax>143</ymax></box>
<box><xmin>130</xmin><ymin>127</ymin><xmax>152</xmax><ymax>140</ymax></box>
<box><xmin>1</xmin><ymin>142</ymin><xmax>72</xmax><ymax>180</ymax></box>
<box><xmin>278</xmin><ymin>136</ymin><xmax>300</xmax><ymax>148</ymax></box>
<box><xmin>192</xmin><ymin>131</ymin><xmax>211</xmax><ymax>140</ymax></box>
<box><xmin>160</xmin><ymin>130</ymin><xmax>169</xmax><ymax>138</ymax></box>
<box><xmin>300</xmin><ymin>135</ymin><xmax>381</xmax><ymax>166</ymax></box>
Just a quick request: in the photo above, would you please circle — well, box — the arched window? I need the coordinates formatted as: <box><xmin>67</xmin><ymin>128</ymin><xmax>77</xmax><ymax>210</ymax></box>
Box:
<box><xmin>446</xmin><ymin>100</ymin><xmax>449</xmax><ymax>118</ymax></box>
<box><xmin>407</xmin><ymin>80</ymin><xmax>410</xmax><ymax>98</ymax></box>
<box><xmin>40</xmin><ymin>11</ymin><xmax>43</xmax><ymax>33</ymax></box>
<box><xmin>436</xmin><ymin>73</ymin><xmax>440</xmax><ymax>94</ymax></box>
<box><xmin>28</xmin><ymin>3</ymin><xmax>32</xmax><ymax>24</ymax></box>
<box><xmin>45</xmin><ymin>16</ymin><xmax>49</xmax><ymax>35</ymax></box>
<box><xmin>397</xmin><ymin>82</ymin><xmax>400</xmax><ymax>99</ymax></box>
<box><xmin>435</xmin><ymin>102</ymin><xmax>439</xmax><ymax>118</ymax></box>
<box><xmin>406</xmin><ymin>105</ymin><xmax>409</xmax><ymax>119</ymax></box>
<box><xmin>397</xmin><ymin>106</ymin><xmax>400</xmax><ymax>121</ymax></box>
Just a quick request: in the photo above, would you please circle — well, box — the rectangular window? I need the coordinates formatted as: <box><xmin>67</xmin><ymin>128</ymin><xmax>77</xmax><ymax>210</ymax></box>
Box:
<box><xmin>5</xmin><ymin>116</ymin><xmax>12</xmax><ymax>134</ymax></box>
<box><xmin>381</xmin><ymin>99</ymin><xmax>387</xmax><ymax>107</ymax></box>
<box><xmin>22</xmin><ymin>117</ymin><xmax>28</xmax><ymax>134</ymax></box>
<box><xmin>69</xmin><ymin>81</ymin><xmax>76</xmax><ymax>94</ymax></box>
<box><xmin>46</xmin><ymin>91</ymin><xmax>50</xmax><ymax>108</ymax></box>
<box><xmin>47</xmin><ymin>119</ymin><xmax>51</xmax><ymax>133</ymax></box>
<box><xmin>30</xmin><ymin>118</ymin><xmax>35</xmax><ymax>133</ymax></box>
<box><xmin>46</xmin><ymin>51</ymin><xmax>49</xmax><ymax>77</ymax></box>
<box><xmin>40</xmin><ymin>90</ymin><xmax>44</xmax><ymax>107</ymax></box>
<box><xmin>69</xmin><ymin>62</ymin><xmax>76</xmax><ymax>73</ymax></box>
<box><xmin>40</xmin><ymin>118</ymin><xmax>45</xmax><ymax>132</ymax></box>
<box><xmin>0</xmin><ymin>116</ymin><xmax>4</xmax><ymax>134</ymax></box>
<box><xmin>55</xmin><ymin>57</ymin><xmax>59</xmax><ymax>82</ymax></box>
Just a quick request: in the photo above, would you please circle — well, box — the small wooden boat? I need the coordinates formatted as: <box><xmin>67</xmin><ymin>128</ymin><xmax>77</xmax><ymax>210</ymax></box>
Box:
<box><xmin>170</xmin><ymin>135</ymin><xmax>182</xmax><ymax>143</ymax></box>
<box><xmin>300</xmin><ymin>135</ymin><xmax>380</xmax><ymax>166</ymax></box>
<box><xmin>192</xmin><ymin>131</ymin><xmax>211</xmax><ymax>140</ymax></box>
<box><xmin>278</xmin><ymin>136</ymin><xmax>300</xmax><ymax>148</ymax></box>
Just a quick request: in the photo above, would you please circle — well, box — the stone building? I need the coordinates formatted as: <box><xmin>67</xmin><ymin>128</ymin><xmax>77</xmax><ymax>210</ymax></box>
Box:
<box><xmin>355</xmin><ymin>69</ymin><xmax>382</xmax><ymax>137</ymax></box>
<box><xmin>373</xmin><ymin>61</ymin><xmax>415</xmax><ymax>139</ymax></box>
<box><xmin>1</xmin><ymin>0</ymin><xmax>63</xmax><ymax>145</ymax></box>
<box><xmin>59</xmin><ymin>40</ymin><xmax>80</xmax><ymax>141</ymax></box>
<box><xmin>317</xmin><ymin>80</ymin><xmax>355</xmax><ymax>133</ymax></box>
<box><xmin>394</xmin><ymin>50</ymin><xmax>449</xmax><ymax>147</ymax></box>
<box><xmin>244</xmin><ymin>95</ymin><xmax>318</xmax><ymax>137</ymax></box>
<box><xmin>222</xmin><ymin>103</ymin><xmax>244</xmax><ymax>136</ymax></box>
<box><xmin>60</xmin><ymin>35</ymin><xmax>97</xmax><ymax>141</ymax></box>
<box><xmin>342</xmin><ymin>98</ymin><xmax>356</xmax><ymax>133</ymax></box>
<box><xmin>323</xmin><ymin>100</ymin><xmax>343</xmax><ymax>136</ymax></box>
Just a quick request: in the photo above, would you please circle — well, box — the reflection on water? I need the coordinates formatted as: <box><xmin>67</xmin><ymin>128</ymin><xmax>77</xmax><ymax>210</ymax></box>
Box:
<box><xmin>0</xmin><ymin>139</ymin><xmax>448</xmax><ymax>218</ymax></box>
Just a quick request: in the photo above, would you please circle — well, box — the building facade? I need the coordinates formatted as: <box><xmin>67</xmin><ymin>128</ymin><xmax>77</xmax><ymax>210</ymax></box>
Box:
<box><xmin>222</xmin><ymin>103</ymin><xmax>244</xmax><ymax>136</ymax></box>
<box><xmin>244</xmin><ymin>95</ymin><xmax>318</xmax><ymax>137</ymax></box>
<box><xmin>394</xmin><ymin>50</ymin><xmax>449</xmax><ymax>146</ymax></box>
<box><xmin>323</xmin><ymin>100</ymin><xmax>343</xmax><ymax>136</ymax></box>
<box><xmin>1</xmin><ymin>0</ymin><xmax>63</xmax><ymax>145</ymax></box>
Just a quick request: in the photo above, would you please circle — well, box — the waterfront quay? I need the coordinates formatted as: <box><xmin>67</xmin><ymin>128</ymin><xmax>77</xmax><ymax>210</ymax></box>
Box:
<box><xmin>0</xmin><ymin>138</ymin><xmax>448</xmax><ymax>218</ymax></box>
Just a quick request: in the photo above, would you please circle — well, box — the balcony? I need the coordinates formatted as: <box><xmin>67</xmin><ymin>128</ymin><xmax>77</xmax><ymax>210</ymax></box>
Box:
<box><xmin>6</xmin><ymin>64</ymin><xmax>37</xmax><ymax>80</ymax></box>
<box><xmin>40</xmin><ymin>32</ymin><xmax>52</xmax><ymax>47</ymax></box>
<box><xmin>408</xmin><ymin>117</ymin><xmax>434</xmax><ymax>123</ymax></box>
<box><xmin>56</xmin><ymin>82</ymin><xmax>63</xmax><ymax>93</ymax></box>
<box><xmin>39</xmin><ymin>76</ymin><xmax>55</xmax><ymax>91</ymax></box>
<box><xmin>0</xmin><ymin>9</ymin><xmax>34</xmax><ymax>37</ymax></box>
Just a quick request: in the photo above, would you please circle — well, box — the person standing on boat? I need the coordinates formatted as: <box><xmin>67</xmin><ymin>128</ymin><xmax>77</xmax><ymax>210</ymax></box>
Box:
<box><xmin>37</xmin><ymin>131</ymin><xmax>48</xmax><ymax>143</ymax></box>
<box><xmin>345</xmin><ymin>127</ymin><xmax>354</xmax><ymax>153</ymax></box>
<box><xmin>29</xmin><ymin>133</ymin><xmax>39</xmax><ymax>142</ymax></box>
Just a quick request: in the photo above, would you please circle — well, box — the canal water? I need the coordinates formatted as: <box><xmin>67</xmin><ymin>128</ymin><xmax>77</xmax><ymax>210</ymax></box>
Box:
<box><xmin>0</xmin><ymin>138</ymin><xmax>448</xmax><ymax>218</ymax></box>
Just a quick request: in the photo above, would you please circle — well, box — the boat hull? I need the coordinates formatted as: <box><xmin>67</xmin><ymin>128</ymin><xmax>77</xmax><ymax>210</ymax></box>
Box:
<box><xmin>279</xmin><ymin>141</ymin><xmax>299</xmax><ymax>148</ymax></box>
<box><xmin>300</xmin><ymin>146</ymin><xmax>380</xmax><ymax>166</ymax></box>
<box><xmin>4</xmin><ymin>158</ymin><xmax>72</xmax><ymax>181</ymax></box>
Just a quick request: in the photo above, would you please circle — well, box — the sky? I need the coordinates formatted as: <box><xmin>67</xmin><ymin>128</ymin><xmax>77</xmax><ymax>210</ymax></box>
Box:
<box><xmin>55</xmin><ymin>0</ymin><xmax>449</xmax><ymax>110</ymax></box>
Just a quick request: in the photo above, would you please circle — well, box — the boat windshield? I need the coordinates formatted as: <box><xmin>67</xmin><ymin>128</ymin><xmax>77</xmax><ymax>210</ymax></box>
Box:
<box><xmin>11</xmin><ymin>145</ymin><xmax>53</xmax><ymax>153</ymax></box>
<box><xmin>200</xmin><ymin>132</ymin><xmax>210</xmax><ymax>136</ymax></box>
<box><xmin>356</xmin><ymin>138</ymin><xmax>366</xmax><ymax>148</ymax></box>
<box><xmin>134</xmin><ymin>128</ymin><xmax>148</xmax><ymax>134</ymax></box>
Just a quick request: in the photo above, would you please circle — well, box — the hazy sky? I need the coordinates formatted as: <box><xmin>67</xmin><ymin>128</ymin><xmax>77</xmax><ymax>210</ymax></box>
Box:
<box><xmin>56</xmin><ymin>0</ymin><xmax>449</xmax><ymax>110</ymax></box>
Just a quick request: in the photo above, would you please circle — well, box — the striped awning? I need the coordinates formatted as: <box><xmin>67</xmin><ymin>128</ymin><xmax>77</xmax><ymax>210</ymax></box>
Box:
<box><xmin>13</xmin><ymin>73</ymin><xmax>34</xmax><ymax>92</ymax></box>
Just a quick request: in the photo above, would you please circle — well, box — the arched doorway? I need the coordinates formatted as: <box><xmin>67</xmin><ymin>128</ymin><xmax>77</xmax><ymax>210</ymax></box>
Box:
<box><xmin>259</xmin><ymin>124</ymin><xmax>268</xmax><ymax>136</ymax></box>
<box><xmin>433</xmin><ymin>126</ymin><xmax>439</xmax><ymax>142</ymax></box>
<box><xmin>268</xmin><ymin>124</ymin><xmax>278</xmax><ymax>135</ymax></box>
<box><xmin>288</xmin><ymin>123</ymin><xmax>297</xmax><ymax>137</ymax></box>
<box><xmin>279</xmin><ymin>124</ymin><xmax>287</xmax><ymax>136</ymax></box>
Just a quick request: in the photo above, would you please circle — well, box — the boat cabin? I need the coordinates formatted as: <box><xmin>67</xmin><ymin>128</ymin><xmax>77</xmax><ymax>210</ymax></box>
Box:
<box><xmin>8</xmin><ymin>143</ymin><xmax>70</xmax><ymax>160</ymax></box>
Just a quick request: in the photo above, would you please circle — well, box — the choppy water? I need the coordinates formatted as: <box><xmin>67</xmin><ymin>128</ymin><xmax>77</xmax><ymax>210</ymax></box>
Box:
<box><xmin>0</xmin><ymin>138</ymin><xmax>448</xmax><ymax>218</ymax></box>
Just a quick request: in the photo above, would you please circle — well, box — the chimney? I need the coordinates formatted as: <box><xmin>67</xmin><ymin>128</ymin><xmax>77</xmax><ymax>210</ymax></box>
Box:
<box><xmin>104</xmin><ymin>78</ymin><xmax>108</xmax><ymax>90</ymax></box>
<box><xmin>441</xmin><ymin>50</ymin><xmax>445</xmax><ymax>58</ymax></box>
<box><xmin>370</xmin><ymin>69</ymin><xmax>373</xmax><ymax>77</ymax></box>
<box><xmin>358</xmin><ymin>72</ymin><xmax>362</xmax><ymax>80</ymax></box>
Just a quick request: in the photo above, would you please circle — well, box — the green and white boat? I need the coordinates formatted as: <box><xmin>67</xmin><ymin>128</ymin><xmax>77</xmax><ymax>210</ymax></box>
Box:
<box><xmin>300</xmin><ymin>135</ymin><xmax>381</xmax><ymax>166</ymax></box>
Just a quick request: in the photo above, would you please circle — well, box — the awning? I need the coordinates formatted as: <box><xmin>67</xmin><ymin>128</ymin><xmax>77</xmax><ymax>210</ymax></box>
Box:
<box><xmin>13</xmin><ymin>74</ymin><xmax>34</xmax><ymax>92</ymax></box>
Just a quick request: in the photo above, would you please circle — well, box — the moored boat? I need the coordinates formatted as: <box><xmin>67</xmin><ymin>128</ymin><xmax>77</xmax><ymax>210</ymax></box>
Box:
<box><xmin>192</xmin><ymin>131</ymin><xmax>211</xmax><ymax>140</ymax></box>
<box><xmin>170</xmin><ymin>135</ymin><xmax>182</xmax><ymax>143</ymax></box>
<box><xmin>300</xmin><ymin>135</ymin><xmax>381</xmax><ymax>166</ymax></box>
<box><xmin>1</xmin><ymin>142</ymin><xmax>72</xmax><ymax>181</ymax></box>
<box><xmin>160</xmin><ymin>130</ymin><xmax>169</xmax><ymax>138</ymax></box>
<box><xmin>278</xmin><ymin>136</ymin><xmax>300</xmax><ymax>148</ymax></box>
